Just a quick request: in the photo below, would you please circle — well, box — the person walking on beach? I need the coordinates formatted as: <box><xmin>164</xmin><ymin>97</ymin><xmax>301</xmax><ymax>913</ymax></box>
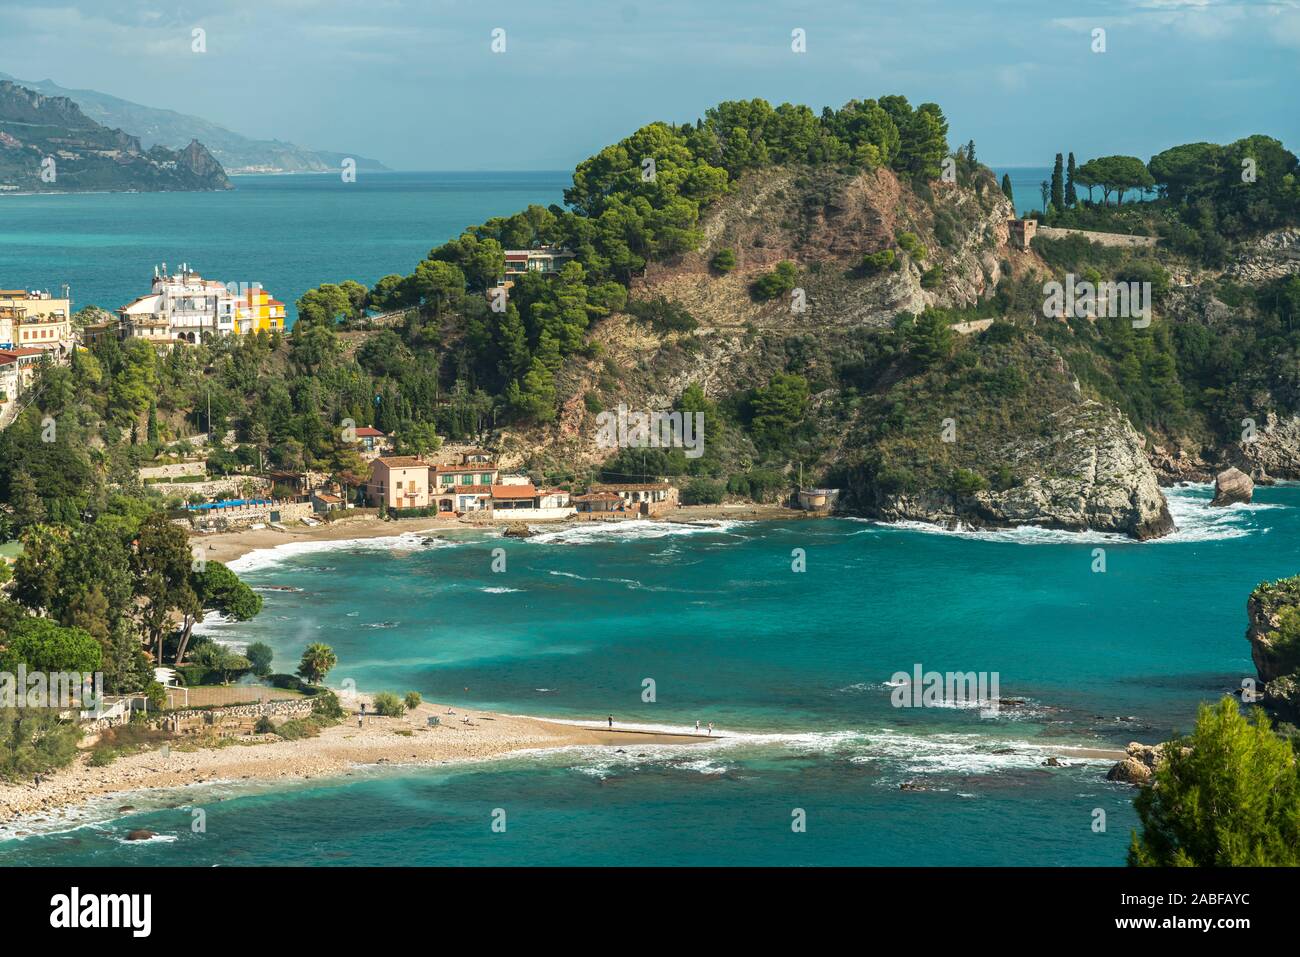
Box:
<box><xmin>608</xmin><ymin>714</ymin><xmax>613</xmax><ymax>729</ymax></box>
<box><xmin>707</xmin><ymin>722</ymin><xmax>713</xmax><ymax>736</ymax></box>
<box><xmin>694</xmin><ymin>720</ymin><xmax>700</xmax><ymax>734</ymax></box>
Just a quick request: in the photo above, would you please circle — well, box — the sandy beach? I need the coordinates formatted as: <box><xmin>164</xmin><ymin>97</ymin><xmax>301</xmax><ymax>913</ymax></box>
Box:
<box><xmin>0</xmin><ymin>699</ymin><xmax>711</xmax><ymax>825</ymax></box>
<box><xmin>194</xmin><ymin>503</ymin><xmax>804</xmax><ymax>565</ymax></box>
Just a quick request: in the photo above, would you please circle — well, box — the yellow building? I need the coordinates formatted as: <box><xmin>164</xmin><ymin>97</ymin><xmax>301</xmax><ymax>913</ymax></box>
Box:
<box><xmin>234</xmin><ymin>284</ymin><xmax>286</xmax><ymax>335</ymax></box>
<box><xmin>0</xmin><ymin>289</ymin><xmax>73</xmax><ymax>355</ymax></box>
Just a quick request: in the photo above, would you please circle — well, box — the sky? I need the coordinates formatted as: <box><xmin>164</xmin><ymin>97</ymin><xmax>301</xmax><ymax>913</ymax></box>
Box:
<box><xmin>0</xmin><ymin>0</ymin><xmax>1296</xmax><ymax>171</ymax></box>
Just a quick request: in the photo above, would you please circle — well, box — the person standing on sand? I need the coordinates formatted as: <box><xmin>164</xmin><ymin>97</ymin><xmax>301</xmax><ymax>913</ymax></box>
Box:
<box><xmin>695</xmin><ymin>720</ymin><xmax>700</xmax><ymax>734</ymax></box>
<box><xmin>707</xmin><ymin>722</ymin><xmax>713</xmax><ymax>736</ymax></box>
<box><xmin>608</xmin><ymin>714</ymin><xmax>613</xmax><ymax>729</ymax></box>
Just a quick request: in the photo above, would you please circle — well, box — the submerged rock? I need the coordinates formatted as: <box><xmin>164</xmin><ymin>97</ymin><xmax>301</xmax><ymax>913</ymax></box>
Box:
<box><xmin>1210</xmin><ymin>467</ymin><xmax>1253</xmax><ymax>507</ymax></box>
<box><xmin>124</xmin><ymin>829</ymin><xmax>155</xmax><ymax>841</ymax></box>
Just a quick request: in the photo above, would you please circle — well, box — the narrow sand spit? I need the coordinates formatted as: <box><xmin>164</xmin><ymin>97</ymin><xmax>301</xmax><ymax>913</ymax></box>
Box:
<box><xmin>0</xmin><ymin>700</ymin><xmax>710</xmax><ymax>824</ymax></box>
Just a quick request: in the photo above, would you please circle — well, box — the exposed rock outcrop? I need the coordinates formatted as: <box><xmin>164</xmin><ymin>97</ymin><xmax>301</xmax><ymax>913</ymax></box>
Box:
<box><xmin>1233</xmin><ymin>412</ymin><xmax>1300</xmax><ymax>482</ymax></box>
<box><xmin>1106</xmin><ymin>742</ymin><xmax>1165</xmax><ymax>786</ymax></box>
<box><xmin>1245</xmin><ymin>576</ymin><xmax>1300</xmax><ymax>722</ymax></box>
<box><xmin>874</xmin><ymin>401</ymin><xmax>1175</xmax><ymax>540</ymax></box>
<box><xmin>1226</xmin><ymin>228</ymin><xmax>1300</xmax><ymax>283</ymax></box>
<box><xmin>1210</xmin><ymin>467</ymin><xmax>1253</xmax><ymax>507</ymax></box>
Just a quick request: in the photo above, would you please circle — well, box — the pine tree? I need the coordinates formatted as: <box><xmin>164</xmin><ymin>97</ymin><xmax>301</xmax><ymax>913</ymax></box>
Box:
<box><xmin>1051</xmin><ymin>153</ymin><xmax>1065</xmax><ymax>214</ymax></box>
<box><xmin>1130</xmin><ymin>699</ymin><xmax>1300</xmax><ymax>866</ymax></box>
<box><xmin>11</xmin><ymin>468</ymin><xmax>46</xmax><ymax>531</ymax></box>
<box><xmin>1065</xmin><ymin>152</ymin><xmax>1078</xmax><ymax>207</ymax></box>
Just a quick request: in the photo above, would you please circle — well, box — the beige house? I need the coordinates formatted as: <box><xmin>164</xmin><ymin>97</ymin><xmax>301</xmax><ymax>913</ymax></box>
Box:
<box><xmin>591</xmin><ymin>482</ymin><xmax>679</xmax><ymax>515</ymax></box>
<box><xmin>367</xmin><ymin>456</ymin><xmax>431</xmax><ymax>510</ymax></box>
<box><xmin>0</xmin><ymin>290</ymin><xmax>73</xmax><ymax>356</ymax></box>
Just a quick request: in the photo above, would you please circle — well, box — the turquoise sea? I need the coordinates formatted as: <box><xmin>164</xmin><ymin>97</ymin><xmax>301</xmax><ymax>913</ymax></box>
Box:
<box><xmin>2</xmin><ymin>485</ymin><xmax>1297</xmax><ymax>866</ymax></box>
<box><xmin>0</xmin><ymin>171</ymin><xmax>570</xmax><ymax>321</ymax></box>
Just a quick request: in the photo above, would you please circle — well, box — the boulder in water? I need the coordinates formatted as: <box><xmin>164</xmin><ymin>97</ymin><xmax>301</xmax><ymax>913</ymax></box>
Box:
<box><xmin>125</xmin><ymin>829</ymin><xmax>155</xmax><ymax>841</ymax></box>
<box><xmin>1210</xmin><ymin>467</ymin><xmax>1253</xmax><ymax>507</ymax></box>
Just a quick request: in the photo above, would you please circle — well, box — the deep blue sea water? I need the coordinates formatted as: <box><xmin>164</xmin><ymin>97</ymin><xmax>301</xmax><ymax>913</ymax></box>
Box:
<box><xmin>3</xmin><ymin>485</ymin><xmax>1297</xmax><ymax>866</ymax></box>
<box><xmin>0</xmin><ymin>171</ymin><xmax>570</xmax><ymax>321</ymax></box>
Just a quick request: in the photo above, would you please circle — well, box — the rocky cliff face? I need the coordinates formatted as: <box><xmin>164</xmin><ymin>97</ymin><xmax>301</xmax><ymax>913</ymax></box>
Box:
<box><xmin>870</xmin><ymin>400</ymin><xmax>1174</xmax><ymax>539</ymax></box>
<box><xmin>1245</xmin><ymin>576</ymin><xmax>1300</xmax><ymax>722</ymax></box>
<box><xmin>0</xmin><ymin>80</ymin><xmax>232</xmax><ymax>192</ymax></box>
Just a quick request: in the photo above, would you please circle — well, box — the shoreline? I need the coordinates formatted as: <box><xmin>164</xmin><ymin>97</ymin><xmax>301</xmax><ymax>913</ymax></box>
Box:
<box><xmin>193</xmin><ymin>483</ymin><xmax>1257</xmax><ymax>570</ymax></box>
<box><xmin>194</xmin><ymin>504</ymin><xmax>801</xmax><ymax>566</ymax></box>
<box><xmin>0</xmin><ymin>698</ymin><xmax>713</xmax><ymax>828</ymax></box>
<box><xmin>0</xmin><ymin>695</ymin><xmax>1133</xmax><ymax>831</ymax></box>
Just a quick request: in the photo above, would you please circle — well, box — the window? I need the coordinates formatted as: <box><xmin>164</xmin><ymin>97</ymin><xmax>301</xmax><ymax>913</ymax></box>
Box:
<box><xmin>396</xmin><ymin>481</ymin><xmax>403</xmax><ymax>490</ymax></box>
<box><xmin>440</xmin><ymin>474</ymin><xmax>454</xmax><ymax>485</ymax></box>
<box><xmin>480</xmin><ymin>474</ymin><xmax>493</xmax><ymax>484</ymax></box>
<box><xmin>460</xmin><ymin>474</ymin><xmax>473</xmax><ymax>485</ymax></box>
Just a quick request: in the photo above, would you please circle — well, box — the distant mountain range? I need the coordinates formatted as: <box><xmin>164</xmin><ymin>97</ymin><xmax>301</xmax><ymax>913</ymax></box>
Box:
<box><xmin>0</xmin><ymin>80</ymin><xmax>232</xmax><ymax>193</ymax></box>
<box><xmin>0</xmin><ymin>74</ymin><xmax>389</xmax><ymax>174</ymax></box>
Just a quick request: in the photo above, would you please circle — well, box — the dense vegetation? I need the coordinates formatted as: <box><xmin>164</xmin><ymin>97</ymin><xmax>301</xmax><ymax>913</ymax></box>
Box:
<box><xmin>1130</xmin><ymin>698</ymin><xmax>1300</xmax><ymax>866</ymax></box>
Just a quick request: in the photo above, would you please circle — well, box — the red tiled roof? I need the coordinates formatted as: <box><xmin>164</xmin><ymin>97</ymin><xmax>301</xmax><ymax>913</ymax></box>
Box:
<box><xmin>353</xmin><ymin>427</ymin><xmax>385</xmax><ymax>437</ymax></box>
<box><xmin>573</xmin><ymin>492</ymin><xmax>622</xmax><ymax>502</ymax></box>
<box><xmin>374</xmin><ymin>456</ymin><xmax>425</xmax><ymax>468</ymax></box>
<box><xmin>491</xmin><ymin>484</ymin><xmax>538</xmax><ymax>498</ymax></box>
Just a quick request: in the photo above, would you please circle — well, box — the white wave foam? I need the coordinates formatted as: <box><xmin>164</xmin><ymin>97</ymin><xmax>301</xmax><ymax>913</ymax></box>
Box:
<box><xmin>1153</xmin><ymin>485</ymin><xmax>1273</xmax><ymax>543</ymax></box>
<box><xmin>226</xmin><ymin>531</ymin><xmax>462</xmax><ymax>573</ymax></box>
<box><xmin>525</xmin><ymin>520</ymin><xmax>750</xmax><ymax>546</ymax></box>
<box><xmin>480</xmin><ymin>586</ymin><xmax>522</xmax><ymax>593</ymax></box>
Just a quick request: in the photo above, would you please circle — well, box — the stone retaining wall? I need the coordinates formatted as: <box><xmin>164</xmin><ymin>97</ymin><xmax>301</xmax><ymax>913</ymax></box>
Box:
<box><xmin>1036</xmin><ymin>225</ymin><xmax>1159</xmax><ymax>248</ymax></box>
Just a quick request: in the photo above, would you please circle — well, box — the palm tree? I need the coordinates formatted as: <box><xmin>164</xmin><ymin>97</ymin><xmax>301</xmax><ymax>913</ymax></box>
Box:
<box><xmin>297</xmin><ymin>643</ymin><xmax>338</xmax><ymax>685</ymax></box>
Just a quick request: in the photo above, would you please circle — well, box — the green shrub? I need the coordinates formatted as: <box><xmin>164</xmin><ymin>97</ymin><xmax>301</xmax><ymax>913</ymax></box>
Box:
<box><xmin>404</xmin><ymin>691</ymin><xmax>423</xmax><ymax>712</ymax></box>
<box><xmin>681</xmin><ymin>478</ymin><xmax>725</xmax><ymax>505</ymax></box>
<box><xmin>861</xmin><ymin>249</ymin><xmax>895</xmax><ymax>275</ymax></box>
<box><xmin>751</xmin><ymin>261</ymin><xmax>798</xmax><ymax>301</ymax></box>
<box><xmin>920</xmin><ymin>265</ymin><xmax>945</xmax><ymax>288</ymax></box>
<box><xmin>626</xmin><ymin>296</ymin><xmax>698</xmax><ymax>334</ymax></box>
<box><xmin>710</xmin><ymin>249</ymin><xmax>737</xmax><ymax>273</ymax></box>
<box><xmin>897</xmin><ymin>232</ymin><xmax>927</xmax><ymax>260</ymax></box>
<box><xmin>371</xmin><ymin>691</ymin><xmax>406</xmax><ymax>717</ymax></box>
<box><xmin>949</xmin><ymin>468</ymin><xmax>989</xmax><ymax>497</ymax></box>
<box><xmin>312</xmin><ymin>690</ymin><xmax>345</xmax><ymax>720</ymax></box>
<box><xmin>0</xmin><ymin>710</ymin><xmax>82</xmax><ymax>781</ymax></box>
<box><xmin>253</xmin><ymin>715</ymin><xmax>276</xmax><ymax>734</ymax></box>
<box><xmin>274</xmin><ymin>717</ymin><xmax>323</xmax><ymax>740</ymax></box>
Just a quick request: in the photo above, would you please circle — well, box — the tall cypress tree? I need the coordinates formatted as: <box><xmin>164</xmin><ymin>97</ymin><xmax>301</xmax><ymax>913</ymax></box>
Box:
<box><xmin>1050</xmin><ymin>153</ymin><xmax>1065</xmax><ymax>212</ymax></box>
<box><xmin>1001</xmin><ymin>173</ymin><xmax>1014</xmax><ymax>207</ymax></box>
<box><xmin>1065</xmin><ymin>152</ymin><xmax>1078</xmax><ymax>207</ymax></box>
<box><xmin>966</xmin><ymin>139</ymin><xmax>976</xmax><ymax>165</ymax></box>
